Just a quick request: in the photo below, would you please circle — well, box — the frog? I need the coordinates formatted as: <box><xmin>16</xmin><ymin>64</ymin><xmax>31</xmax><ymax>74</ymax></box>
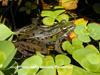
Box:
<box><xmin>14</xmin><ymin>20</ymin><xmax>75</xmax><ymax>57</ymax></box>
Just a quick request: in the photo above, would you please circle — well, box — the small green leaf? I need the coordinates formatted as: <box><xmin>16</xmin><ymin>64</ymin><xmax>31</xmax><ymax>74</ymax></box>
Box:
<box><xmin>74</xmin><ymin>25</ymin><xmax>90</xmax><ymax>42</ymax></box>
<box><xmin>72</xmin><ymin>38</ymin><xmax>84</xmax><ymax>50</ymax></box>
<box><xmin>42</xmin><ymin>56</ymin><xmax>55</xmax><ymax>66</ymax></box>
<box><xmin>42</xmin><ymin>17</ymin><xmax>55</xmax><ymax>26</ymax></box>
<box><xmin>41</xmin><ymin>11</ymin><xmax>55</xmax><ymax>18</ymax></box>
<box><xmin>0</xmin><ymin>24</ymin><xmax>14</xmax><ymax>41</ymax></box>
<box><xmin>87</xmin><ymin>23</ymin><xmax>100</xmax><ymax>40</ymax></box>
<box><xmin>62</xmin><ymin>41</ymin><xmax>74</xmax><ymax>54</ymax></box>
<box><xmin>0</xmin><ymin>41</ymin><xmax>16</xmax><ymax>68</ymax></box>
<box><xmin>18</xmin><ymin>55</ymin><xmax>43</xmax><ymax>75</ymax></box>
<box><xmin>55</xmin><ymin>54</ymin><xmax>71</xmax><ymax>66</ymax></box>
<box><xmin>56</xmin><ymin>14</ymin><xmax>69</xmax><ymax>22</ymax></box>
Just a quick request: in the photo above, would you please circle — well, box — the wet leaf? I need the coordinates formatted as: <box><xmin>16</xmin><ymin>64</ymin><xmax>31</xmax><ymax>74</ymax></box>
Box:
<box><xmin>18</xmin><ymin>55</ymin><xmax>43</xmax><ymax>75</ymax></box>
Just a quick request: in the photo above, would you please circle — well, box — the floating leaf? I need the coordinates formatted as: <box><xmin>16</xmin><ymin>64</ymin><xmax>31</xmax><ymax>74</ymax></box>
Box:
<box><xmin>87</xmin><ymin>23</ymin><xmax>100</xmax><ymax>40</ymax></box>
<box><xmin>81</xmin><ymin>53</ymin><xmax>100</xmax><ymax>72</ymax></box>
<box><xmin>0</xmin><ymin>24</ymin><xmax>14</xmax><ymax>41</ymax></box>
<box><xmin>72</xmin><ymin>38</ymin><xmax>84</xmax><ymax>50</ymax></box>
<box><xmin>42</xmin><ymin>17</ymin><xmax>55</xmax><ymax>26</ymax></box>
<box><xmin>41</xmin><ymin>11</ymin><xmax>55</xmax><ymax>18</ymax></box>
<box><xmin>18</xmin><ymin>55</ymin><xmax>43</xmax><ymax>75</ymax></box>
<box><xmin>0</xmin><ymin>41</ymin><xmax>16</xmax><ymax>68</ymax></box>
<box><xmin>42</xmin><ymin>56</ymin><xmax>55</xmax><ymax>66</ymax></box>
<box><xmin>56</xmin><ymin>14</ymin><xmax>69</xmax><ymax>22</ymax></box>
<box><xmin>72</xmin><ymin>65</ymin><xmax>87</xmax><ymax>75</ymax></box>
<box><xmin>62</xmin><ymin>38</ymin><xmax>84</xmax><ymax>54</ymax></box>
<box><xmin>55</xmin><ymin>54</ymin><xmax>71</xmax><ymax>66</ymax></box>
<box><xmin>74</xmin><ymin>25</ymin><xmax>90</xmax><ymax>42</ymax></box>
<box><xmin>57</xmin><ymin>64</ymin><xmax>73</xmax><ymax>75</ymax></box>
<box><xmin>62</xmin><ymin>41</ymin><xmax>74</xmax><ymax>54</ymax></box>
<box><xmin>37</xmin><ymin>68</ymin><xmax>56</xmax><ymax>75</ymax></box>
<box><xmin>73</xmin><ymin>45</ymin><xmax>99</xmax><ymax>63</ymax></box>
<box><xmin>37</xmin><ymin>56</ymin><xmax>56</xmax><ymax>75</ymax></box>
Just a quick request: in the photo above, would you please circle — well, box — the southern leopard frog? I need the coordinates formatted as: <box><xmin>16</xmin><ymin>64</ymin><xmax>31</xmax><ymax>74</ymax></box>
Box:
<box><xmin>14</xmin><ymin>20</ymin><xmax>75</xmax><ymax>56</ymax></box>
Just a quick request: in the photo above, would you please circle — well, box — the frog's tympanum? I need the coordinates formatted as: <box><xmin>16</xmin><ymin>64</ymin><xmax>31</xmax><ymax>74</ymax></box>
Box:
<box><xmin>14</xmin><ymin>20</ymin><xmax>75</xmax><ymax>57</ymax></box>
